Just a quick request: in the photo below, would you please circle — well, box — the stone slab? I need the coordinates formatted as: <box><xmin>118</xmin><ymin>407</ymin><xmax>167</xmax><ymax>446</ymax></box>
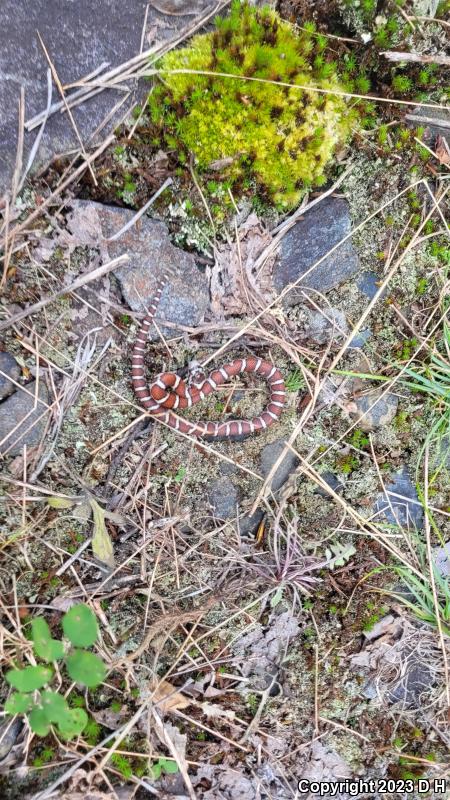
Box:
<box><xmin>272</xmin><ymin>197</ymin><xmax>360</xmax><ymax>304</ymax></box>
<box><xmin>0</xmin><ymin>1</ymin><xmax>211</xmax><ymax>194</ymax></box>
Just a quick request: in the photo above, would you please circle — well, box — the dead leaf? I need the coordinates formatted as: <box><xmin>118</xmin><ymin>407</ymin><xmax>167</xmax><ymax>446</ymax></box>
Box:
<box><xmin>72</xmin><ymin>498</ymin><xmax>93</xmax><ymax>522</ymax></box>
<box><xmin>210</xmin><ymin>213</ymin><xmax>275</xmax><ymax>318</ymax></box>
<box><xmin>436</xmin><ymin>135</ymin><xmax>450</xmax><ymax>165</ymax></box>
<box><xmin>92</xmin><ymin>706</ymin><xmax>128</xmax><ymax>729</ymax></box>
<box><xmin>150</xmin><ymin>679</ymin><xmax>191</xmax><ymax>714</ymax></box>
<box><xmin>47</xmin><ymin>496</ymin><xmax>76</xmax><ymax>509</ymax></box>
<box><xmin>50</xmin><ymin>595</ymin><xmax>79</xmax><ymax>612</ymax></box>
<box><xmin>363</xmin><ymin>614</ymin><xmax>401</xmax><ymax>642</ymax></box>
<box><xmin>89</xmin><ymin>498</ymin><xmax>115</xmax><ymax>568</ymax></box>
<box><xmin>207</xmin><ymin>156</ymin><xmax>236</xmax><ymax>171</ymax></box>
<box><xmin>301</xmin><ymin>740</ymin><xmax>351</xmax><ymax>782</ymax></box>
<box><xmin>200</xmin><ymin>701</ymin><xmax>236</xmax><ymax>723</ymax></box>
<box><xmin>157</xmin><ymin>720</ymin><xmax>187</xmax><ymax>761</ymax></box>
<box><xmin>151</xmin><ymin>708</ymin><xmax>194</xmax><ymax>798</ymax></box>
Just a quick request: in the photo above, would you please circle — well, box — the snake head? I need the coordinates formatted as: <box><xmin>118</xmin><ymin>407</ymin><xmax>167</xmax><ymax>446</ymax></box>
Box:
<box><xmin>188</xmin><ymin>360</ymin><xmax>206</xmax><ymax>388</ymax></box>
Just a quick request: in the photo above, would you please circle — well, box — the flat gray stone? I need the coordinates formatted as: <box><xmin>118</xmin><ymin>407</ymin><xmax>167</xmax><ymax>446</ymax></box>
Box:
<box><xmin>357</xmin><ymin>271</ymin><xmax>385</xmax><ymax>300</ymax></box>
<box><xmin>431</xmin><ymin>434</ymin><xmax>450</xmax><ymax>471</ymax></box>
<box><xmin>387</xmin><ymin>657</ymin><xmax>435</xmax><ymax>707</ymax></box>
<box><xmin>273</xmin><ymin>198</ymin><xmax>360</xmax><ymax>305</ymax></box>
<box><xmin>432</xmin><ymin>542</ymin><xmax>450</xmax><ymax>578</ymax></box>
<box><xmin>208</xmin><ymin>476</ymin><xmax>240</xmax><ymax>519</ymax></box>
<box><xmin>349</xmin><ymin>328</ymin><xmax>371</xmax><ymax>349</ymax></box>
<box><xmin>238</xmin><ymin>440</ymin><xmax>299</xmax><ymax>536</ymax></box>
<box><xmin>66</xmin><ymin>201</ymin><xmax>209</xmax><ymax>340</ymax></box>
<box><xmin>350</xmin><ymin>389</ymin><xmax>398</xmax><ymax>432</ymax></box>
<box><xmin>0</xmin><ymin>1</ymin><xmax>202</xmax><ymax>193</ymax></box>
<box><xmin>406</xmin><ymin>106</ymin><xmax>450</xmax><ymax>144</ymax></box>
<box><xmin>260</xmin><ymin>438</ymin><xmax>299</xmax><ymax>491</ymax></box>
<box><xmin>238</xmin><ymin>508</ymin><xmax>264</xmax><ymax>538</ymax></box>
<box><xmin>0</xmin><ymin>380</ymin><xmax>48</xmax><ymax>456</ymax></box>
<box><xmin>315</xmin><ymin>471</ymin><xmax>344</xmax><ymax>498</ymax></box>
<box><xmin>374</xmin><ymin>465</ymin><xmax>424</xmax><ymax>530</ymax></box>
<box><xmin>0</xmin><ymin>718</ymin><xmax>23</xmax><ymax>764</ymax></box>
<box><xmin>0</xmin><ymin>352</ymin><xmax>21</xmax><ymax>399</ymax></box>
<box><xmin>305</xmin><ymin>307</ymin><xmax>348</xmax><ymax>345</ymax></box>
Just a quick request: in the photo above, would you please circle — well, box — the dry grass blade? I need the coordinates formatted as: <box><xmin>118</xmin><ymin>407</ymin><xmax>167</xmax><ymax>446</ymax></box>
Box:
<box><xmin>146</xmin><ymin>66</ymin><xmax>450</xmax><ymax>110</ymax></box>
<box><xmin>36</xmin><ymin>32</ymin><xmax>97</xmax><ymax>185</ymax></box>
<box><xmin>17</xmin><ymin>70</ymin><xmax>53</xmax><ymax>195</ymax></box>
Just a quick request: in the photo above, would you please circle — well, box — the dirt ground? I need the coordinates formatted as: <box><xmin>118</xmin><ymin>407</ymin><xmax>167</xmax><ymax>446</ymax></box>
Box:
<box><xmin>0</xmin><ymin>1</ymin><xmax>449</xmax><ymax>798</ymax></box>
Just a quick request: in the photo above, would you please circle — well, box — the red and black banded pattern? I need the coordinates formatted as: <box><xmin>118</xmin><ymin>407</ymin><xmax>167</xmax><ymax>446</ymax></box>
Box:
<box><xmin>132</xmin><ymin>273</ymin><xmax>286</xmax><ymax>438</ymax></box>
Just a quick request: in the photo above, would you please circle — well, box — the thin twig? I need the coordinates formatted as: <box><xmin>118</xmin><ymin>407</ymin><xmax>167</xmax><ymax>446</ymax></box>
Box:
<box><xmin>36</xmin><ymin>32</ymin><xmax>97</xmax><ymax>185</ymax></box>
<box><xmin>106</xmin><ymin>177</ymin><xmax>173</xmax><ymax>241</ymax></box>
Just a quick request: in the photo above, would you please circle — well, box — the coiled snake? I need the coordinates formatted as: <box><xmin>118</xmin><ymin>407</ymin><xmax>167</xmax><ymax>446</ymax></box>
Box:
<box><xmin>132</xmin><ymin>272</ymin><xmax>286</xmax><ymax>438</ymax></box>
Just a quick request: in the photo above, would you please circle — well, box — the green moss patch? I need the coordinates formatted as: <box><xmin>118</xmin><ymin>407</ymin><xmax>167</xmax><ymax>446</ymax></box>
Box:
<box><xmin>149</xmin><ymin>1</ymin><xmax>358</xmax><ymax>208</ymax></box>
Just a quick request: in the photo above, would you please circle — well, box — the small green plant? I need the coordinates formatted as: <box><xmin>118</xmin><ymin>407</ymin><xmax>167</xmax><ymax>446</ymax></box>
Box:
<box><xmin>416</xmin><ymin>277</ymin><xmax>429</xmax><ymax>296</ymax></box>
<box><xmin>111</xmin><ymin>753</ymin><xmax>133</xmax><ymax>779</ymax></box>
<box><xmin>337</xmin><ymin>452</ymin><xmax>359</xmax><ymax>474</ymax></box>
<box><xmin>4</xmin><ymin>604</ymin><xmax>106</xmax><ymax>739</ymax></box>
<box><xmin>285</xmin><ymin>369</ymin><xmax>305</xmax><ymax>392</ymax></box>
<box><xmin>388</xmin><ymin>565</ymin><xmax>450</xmax><ymax>635</ymax></box>
<box><xmin>32</xmin><ymin>746</ymin><xmax>56</xmax><ymax>768</ymax></box>
<box><xmin>348</xmin><ymin>428</ymin><xmax>369</xmax><ymax>449</ymax></box>
<box><xmin>151</xmin><ymin>757</ymin><xmax>179</xmax><ymax>780</ymax></box>
<box><xmin>174</xmin><ymin>465</ymin><xmax>187</xmax><ymax>483</ymax></box>
<box><xmin>149</xmin><ymin>1</ymin><xmax>358</xmax><ymax>208</ymax></box>
<box><xmin>117</xmin><ymin>174</ymin><xmax>137</xmax><ymax>203</ymax></box>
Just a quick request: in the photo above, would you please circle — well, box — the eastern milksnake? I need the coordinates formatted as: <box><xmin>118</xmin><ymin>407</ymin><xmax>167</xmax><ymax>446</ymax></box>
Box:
<box><xmin>131</xmin><ymin>272</ymin><xmax>286</xmax><ymax>438</ymax></box>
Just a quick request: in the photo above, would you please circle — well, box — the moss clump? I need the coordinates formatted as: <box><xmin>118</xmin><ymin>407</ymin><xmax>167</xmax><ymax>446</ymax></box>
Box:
<box><xmin>149</xmin><ymin>1</ymin><xmax>358</xmax><ymax>208</ymax></box>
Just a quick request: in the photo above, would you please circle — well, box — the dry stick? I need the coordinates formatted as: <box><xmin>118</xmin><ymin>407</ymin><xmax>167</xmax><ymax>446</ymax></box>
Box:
<box><xmin>0</xmin><ymin>197</ymin><xmax>11</xmax><ymax>288</ymax></box>
<box><xmin>24</xmin><ymin>63</ymin><xmax>110</xmax><ymax>129</ymax></box>
<box><xmin>415</xmin><ymin>15</ymin><xmax>450</xmax><ymax>29</ymax></box>
<box><xmin>313</xmin><ymin>643</ymin><xmax>320</xmax><ymax>737</ymax></box>
<box><xmin>63</xmin><ymin>61</ymin><xmax>111</xmax><ymax>91</ymax></box>
<box><xmin>0</xmin><ymin>254</ymin><xmax>128</xmax><ymax>331</ymax></box>
<box><xmin>112</xmin><ymin>598</ymin><xmax>218</xmax><ymax>667</ymax></box>
<box><xmin>423</xmin><ymin>181</ymin><xmax>450</xmax><ymax>236</ymax></box>
<box><xmin>248</xmin><ymin>181</ymin><xmax>449</xmax><ymax>516</ymax></box>
<box><xmin>140</xmin><ymin>2</ymin><xmax>150</xmax><ymax>56</ymax></box>
<box><xmin>423</xmin><ymin>445</ymin><xmax>450</xmax><ymax>708</ymax></box>
<box><xmin>151</xmin><ymin>708</ymin><xmax>196</xmax><ymax>800</ymax></box>
<box><xmin>381</xmin><ymin>50</ymin><xmax>450</xmax><ymax>66</ymax></box>
<box><xmin>106</xmin><ymin>177</ymin><xmax>173</xmax><ymax>241</ymax></box>
<box><xmin>36</xmin><ymin>32</ymin><xmax>97</xmax><ymax>185</ymax></box>
<box><xmin>10</xmin><ymin>87</ymin><xmax>25</xmax><ymax>205</ymax></box>
<box><xmin>1</xmin><ymin>91</ymin><xmax>25</xmax><ymax>285</ymax></box>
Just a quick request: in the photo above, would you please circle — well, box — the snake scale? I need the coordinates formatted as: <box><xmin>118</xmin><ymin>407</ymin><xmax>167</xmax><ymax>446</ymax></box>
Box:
<box><xmin>132</xmin><ymin>271</ymin><xmax>286</xmax><ymax>438</ymax></box>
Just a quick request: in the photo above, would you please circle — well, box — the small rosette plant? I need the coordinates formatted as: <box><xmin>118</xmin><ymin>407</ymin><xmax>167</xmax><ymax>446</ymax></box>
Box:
<box><xmin>4</xmin><ymin>603</ymin><xmax>107</xmax><ymax>739</ymax></box>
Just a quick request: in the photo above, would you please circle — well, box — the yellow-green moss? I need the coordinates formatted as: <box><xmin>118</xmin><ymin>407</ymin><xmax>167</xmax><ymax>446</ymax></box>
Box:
<box><xmin>149</xmin><ymin>1</ymin><xmax>358</xmax><ymax>209</ymax></box>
